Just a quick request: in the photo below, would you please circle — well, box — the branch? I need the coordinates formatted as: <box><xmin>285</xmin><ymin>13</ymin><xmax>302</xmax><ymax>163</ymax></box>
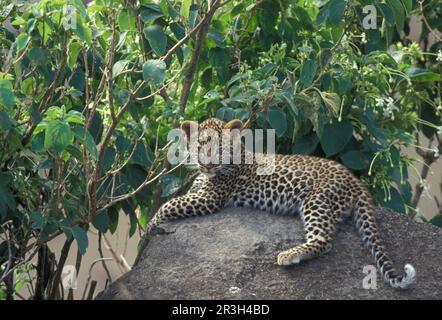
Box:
<box><xmin>89</xmin><ymin>0</ymin><xmax>230</xmax><ymax>220</ymax></box>
<box><xmin>97</xmin><ymin>154</ymin><xmax>189</xmax><ymax>213</ymax></box>
<box><xmin>179</xmin><ymin>0</ymin><xmax>221</xmax><ymax>112</ymax></box>
<box><xmin>81</xmin><ymin>258</ymin><xmax>112</xmax><ymax>300</ymax></box>
<box><xmin>98</xmin><ymin>232</ymin><xmax>113</xmax><ymax>284</ymax></box>
<box><xmin>21</xmin><ymin>32</ymin><xmax>68</xmax><ymax>147</ymax></box>
<box><xmin>67</xmin><ymin>248</ymin><xmax>82</xmax><ymax>300</ymax></box>
<box><xmin>160</xmin><ymin>0</ymin><xmax>228</xmax><ymax>63</ymax></box>
<box><xmin>418</xmin><ymin>0</ymin><xmax>442</xmax><ymax>42</ymax></box>
<box><xmin>300</xmin><ymin>1</ymin><xmax>350</xmax><ymax>94</ymax></box>
<box><xmin>48</xmin><ymin>237</ymin><xmax>74</xmax><ymax>300</ymax></box>
<box><xmin>412</xmin><ymin>134</ymin><xmax>441</xmax><ymax>208</ymax></box>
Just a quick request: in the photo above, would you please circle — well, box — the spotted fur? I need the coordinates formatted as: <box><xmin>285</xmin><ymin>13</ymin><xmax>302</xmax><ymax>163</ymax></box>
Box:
<box><xmin>148</xmin><ymin>118</ymin><xmax>416</xmax><ymax>289</ymax></box>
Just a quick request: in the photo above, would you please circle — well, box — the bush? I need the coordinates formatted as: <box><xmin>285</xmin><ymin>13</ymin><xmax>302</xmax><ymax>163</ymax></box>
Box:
<box><xmin>0</xmin><ymin>0</ymin><xmax>441</xmax><ymax>299</ymax></box>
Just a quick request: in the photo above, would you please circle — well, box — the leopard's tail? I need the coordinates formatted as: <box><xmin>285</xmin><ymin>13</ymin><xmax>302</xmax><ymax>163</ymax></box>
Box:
<box><xmin>353</xmin><ymin>192</ymin><xmax>416</xmax><ymax>289</ymax></box>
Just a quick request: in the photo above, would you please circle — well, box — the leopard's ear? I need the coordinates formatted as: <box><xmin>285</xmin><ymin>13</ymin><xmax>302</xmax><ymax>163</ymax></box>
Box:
<box><xmin>180</xmin><ymin>120</ymin><xmax>194</xmax><ymax>140</ymax></box>
<box><xmin>224</xmin><ymin>119</ymin><xmax>244</xmax><ymax>131</ymax></box>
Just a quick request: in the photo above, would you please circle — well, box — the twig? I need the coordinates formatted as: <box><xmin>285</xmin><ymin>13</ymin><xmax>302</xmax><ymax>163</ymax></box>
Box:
<box><xmin>98</xmin><ymin>232</ymin><xmax>113</xmax><ymax>283</ymax></box>
<box><xmin>81</xmin><ymin>258</ymin><xmax>112</xmax><ymax>300</ymax></box>
<box><xmin>89</xmin><ymin>0</ymin><xmax>230</xmax><ymax>223</ymax></box>
<box><xmin>48</xmin><ymin>237</ymin><xmax>74</xmax><ymax>300</ymax></box>
<box><xmin>99</xmin><ymin>148</ymin><xmax>187</xmax><ymax>213</ymax></box>
<box><xmin>86</xmin><ymin>280</ymin><xmax>97</xmax><ymax>300</ymax></box>
<box><xmin>418</xmin><ymin>0</ymin><xmax>442</xmax><ymax>42</ymax></box>
<box><xmin>21</xmin><ymin>32</ymin><xmax>68</xmax><ymax>146</ymax></box>
<box><xmin>67</xmin><ymin>248</ymin><xmax>82</xmax><ymax>300</ymax></box>
<box><xmin>301</xmin><ymin>1</ymin><xmax>350</xmax><ymax>94</ymax></box>
<box><xmin>179</xmin><ymin>0</ymin><xmax>221</xmax><ymax>112</ymax></box>
<box><xmin>412</xmin><ymin>134</ymin><xmax>441</xmax><ymax>208</ymax></box>
<box><xmin>102</xmin><ymin>233</ymin><xmax>130</xmax><ymax>273</ymax></box>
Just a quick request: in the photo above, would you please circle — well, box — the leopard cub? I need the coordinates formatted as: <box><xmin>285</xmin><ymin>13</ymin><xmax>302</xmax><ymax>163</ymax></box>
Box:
<box><xmin>147</xmin><ymin>118</ymin><xmax>415</xmax><ymax>289</ymax></box>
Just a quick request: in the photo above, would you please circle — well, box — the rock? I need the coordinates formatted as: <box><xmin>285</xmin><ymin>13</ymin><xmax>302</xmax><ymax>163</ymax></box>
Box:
<box><xmin>97</xmin><ymin>207</ymin><xmax>442</xmax><ymax>300</ymax></box>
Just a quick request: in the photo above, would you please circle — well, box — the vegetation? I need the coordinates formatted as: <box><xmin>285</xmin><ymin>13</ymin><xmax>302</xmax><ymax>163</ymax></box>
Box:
<box><xmin>0</xmin><ymin>0</ymin><xmax>441</xmax><ymax>299</ymax></box>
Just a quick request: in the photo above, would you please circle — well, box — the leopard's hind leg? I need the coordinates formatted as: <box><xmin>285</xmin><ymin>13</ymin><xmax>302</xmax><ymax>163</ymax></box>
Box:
<box><xmin>277</xmin><ymin>192</ymin><xmax>339</xmax><ymax>266</ymax></box>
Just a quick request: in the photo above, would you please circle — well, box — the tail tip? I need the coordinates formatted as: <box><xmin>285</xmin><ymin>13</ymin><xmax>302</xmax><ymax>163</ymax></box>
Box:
<box><xmin>392</xmin><ymin>263</ymin><xmax>416</xmax><ymax>289</ymax></box>
<box><xmin>404</xmin><ymin>263</ymin><xmax>416</xmax><ymax>282</ymax></box>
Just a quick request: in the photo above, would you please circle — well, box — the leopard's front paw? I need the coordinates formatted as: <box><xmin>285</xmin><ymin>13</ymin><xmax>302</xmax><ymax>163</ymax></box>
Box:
<box><xmin>277</xmin><ymin>250</ymin><xmax>302</xmax><ymax>266</ymax></box>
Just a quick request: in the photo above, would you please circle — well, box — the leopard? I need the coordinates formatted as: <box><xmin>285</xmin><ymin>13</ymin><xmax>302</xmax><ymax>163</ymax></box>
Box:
<box><xmin>146</xmin><ymin>117</ymin><xmax>416</xmax><ymax>289</ymax></box>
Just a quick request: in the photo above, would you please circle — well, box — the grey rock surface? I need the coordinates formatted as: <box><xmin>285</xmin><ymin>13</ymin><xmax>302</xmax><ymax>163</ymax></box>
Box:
<box><xmin>97</xmin><ymin>207</ymin><xmax>442</xmax><ymax>300</ymax></box>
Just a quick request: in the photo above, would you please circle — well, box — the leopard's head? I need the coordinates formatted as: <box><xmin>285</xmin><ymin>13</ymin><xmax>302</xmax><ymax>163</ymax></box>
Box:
<box><xmin>181</xmin><ymin>118</ymin><xmax>244</xmax><ymax>177</ymax></box>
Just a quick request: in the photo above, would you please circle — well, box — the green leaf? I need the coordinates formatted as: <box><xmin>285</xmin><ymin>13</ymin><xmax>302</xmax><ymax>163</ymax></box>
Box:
<box><xmin>180</xmin><ymin>0</ymin><xmax>192</xmax><ymax>21</ymax></box>
<box><xmin>72</xmin><ymin>126</ymin><xmax>98</xmax><ymax>160</ymax></box>
<box><xmin>139</xmin><ymin>207</ymin><xmax>149</xmax><ymax>228</ymax></box>
<box><xmin>30</xmin><ymin>211</ymin><xmax>44</xmax><ymax>228</ymax></box>
<box><xmin>161</xmin><ymin>174</ymin><xmax>182</xmax><ymax>197</ymax></box>
<box><xmin>15</xmin><ymin>33</ymin><xmax>30</xmax><ymax>53</ymax></box>
<box><xmin>420</xmin><ymin>102</ymin><xmax>441</xmax><ymax>138</ymax></box>
<box><xmin>188</xmin><ymin>4</ymin><xmax>199</xmax><ymax>28</ymax></box>
<box><xmin>267</xmin><ymin>107</ymin><xmax>287</xmax><ymax>137</ymax></box>
<box><xmin>28</xmin><ymin>47</ymin><xmax>49</xmax><ymax>65</ymax></box>
<box><xmin>340</xmin><ymin>150</ymin><xmax>367</xmax><ymax>170</ymax></box>
<box><xmin>22</xmin><ymin>77</ymin><xmax>36</xmax><ymax>95</ymax></box>
<box><xmin>121</xmin><ymin>200</ymin><xmax>137</xmax><ymax>237</ymax></box>
<box><xmin>377</xmin><ymin>3</ymin><xmax>394</xmax><ymax>25</ymax></box>
<box><xmin>208</xmin><ymin>48</ymin><xmax>229</xmax><ymax>83</ymax></box>
<box><xmin>0</xmin><ymin>79</ymin><xmax>15</xmax><ymax>109</ymax></box>
<box><xmin>0</xmin><ymin>4</ymin><xmax>14</xmax><ymax>22</ymax></box>
<box><xmin>170</xmin><ymin>22</ymin><xmax>185</xmax><ymax>40</ymax></box>
<box><xmin>112</xmin><ymin>60</ymin><xmax>130</xmax><ymax>78</ymax></box>
<box><xmin>72</xmin><ymin>226</ymin><xmax>88</xmax><ymax>255</ymax></box>
<box><xmin>75</xmin><ymin>18</ymin><xmax>92</xmax><ymax>45</ymax></box>
<box><xmin>404</xmin><ymin>67</ymin><xmax>441</xmax><ymax>82</ymax></box>
<box><xmin>208</xmin><ymin>47</ymin><xmax>229</xmax><ymax>68</ymax></box>
<box><xmin>44</xmin><ymin>121</ymin><xmax>72</xmax><ymax>153</ymax></box>
<box><xmin>401</xmin><ymin>0</ymin><xmax>412</xmax><ymax>13</ymax></box>
<box><xmin>144</xmin><ymin>25</ymin><xmax>167</xmax><ymax>56</ymax></box>
<box><xmin>300</xmin><ymin>58</ymin><xmax>317</xmax><ymax>86</ymax></box>
<box><xmin>387</xmin><ymin>0</ymin><xmax>405</xmax><ymax>32</ymax></box>
<box><xmin>320</xmin><ymin>119</ymin><xmax>353</xmax><ymax>157</ymax></box>
<box><xmin>129</xmin><ymin>209</ymin><xmax>137</xmax><ymax>237</ymax></box>
<box><xmin>292</xmin><ymin>134</ymin><xmax>319</xmax><ymax>155</ymax></box>
<box><xmin>116</xmin><ymin>134</ymin><xmax>131</xmax><ymax>154</ymax></box>
<box><xmin>0</xmin><ymin>187</ymin><xmax>15</xmax><ymax>221</ymax></box>
<box><xmin>29</xmin><ymin>104</ymin><xmax>42</xmax><ymax>124</ymax></box>
<box><xmin>319</xmin><ymin>91</ymin><xmax>341</xmax><ymax>115</ymax></box>
<box><xmin>257</xmin><ymin>2</ymin><xmax>278</xmax><ymax>33</ymax></box>
<box><xmin>118</xmin><ymin>10</ymin><xmax>136</xmax><ymax>31</ymax></box>
<box><xmin>66</xmin><ymin>145</ymin><xmax>83</xmax><ymax>161</ymax></box>
<box><xmin>131</xmin><ymin>143</ymin><xmax>152</xmax><ymax>167</ymax></box>
<box><xmin>68</xmin><ymin>42</ymin><xmax>82</xmax><ymax>70</ymax></box>
<box><xmin>31</xmin><ymin>132</ymin><xmax>45</xmax><ymax>153</ymax></box>
<box><xmin>45</xmin><ymin>106</ymin><xmax>63</xmax><ymax>120</ymax></box>
<box><xmin>328</xmin><ymin>0</ymin><xmax>345</xmax><ymax>26</ymax></box>
<box><xmin>0</xmin><ymin>110</ymin><xmax>13</xmax><ymax>131</ymax></box>
<box><xmin>380</xmin><ymin>187</ymin><xmax>405</xmax><ymax>214</ymax></box>
<box><xmin>108</xmin><ymin>207</ymin><xmax>119</xmax><ymax>234</ymax></box>
<box><xmin>140</xmin><ymin>4</ymin><xmax>164</xmax><ymax>23</ymax></box>
<box><xmin>142</xmin><ymin>59</ymin><xmax>166</xmax><ymax>86</ymax></box>
<box><xmin>126</xmin><ymin>164</ymin><xmax>149</xmax><ymax>196</ymax></box>
<box><xmin>316</xmin><ymin>3</ymin><xmax>329</xmax><ymax>25</ymax></box>
<box><xmin>429</xmin><ymin>215</ymin><xmax>442</xmax><ymax>228</ymax></box>
<box><xmin>216</xmin><ymin>106</ymin><xmax>235</xmax><ymax>121</ymax></box>
<box><xmin>65</xmin><ymin>110</ymin><xmax>85</xmax><ymax>125</ymax></box>
<box><xmin>208</xmin><ymin>30</ymin><xmax>226</xmax><ymax>48</ymax></box>
<box><xmin>101</xmin><ymin>147</ymin><xmax>116</xmax><ymax>175</ymax></box>
<box><xmin>92</xmin><ymin>211</ymin><xmax>109</xmax><ymax>233</ymax></box>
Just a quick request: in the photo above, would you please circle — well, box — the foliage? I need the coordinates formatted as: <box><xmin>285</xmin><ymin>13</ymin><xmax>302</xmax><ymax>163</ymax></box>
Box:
<box><xmin>0</xmin><ymin>0</ymin><xmax>441</xmax><ymax>299</ymax></box>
